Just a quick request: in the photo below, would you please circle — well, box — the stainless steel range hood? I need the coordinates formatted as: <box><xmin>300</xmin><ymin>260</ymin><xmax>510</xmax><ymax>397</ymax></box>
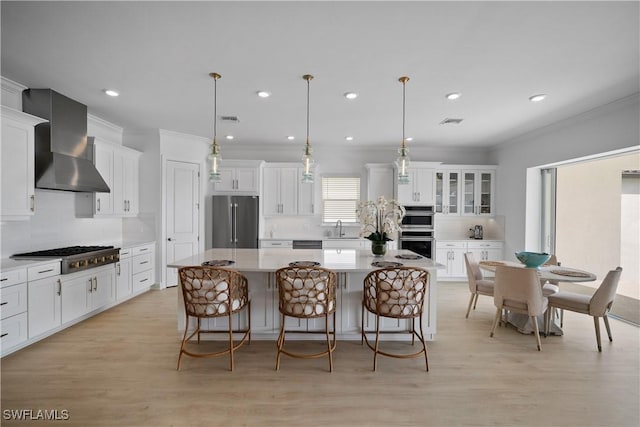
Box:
<box><xmin>22</xmin><ymin>89</ymin><xmax>110</xmax><ymax>193</ymax></box>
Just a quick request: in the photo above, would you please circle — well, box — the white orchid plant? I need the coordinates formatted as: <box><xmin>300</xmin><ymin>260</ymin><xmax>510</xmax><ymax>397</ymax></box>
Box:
<box><xmin>356</xmin><ymin>196</ymin><xmax>406</xmax><ymax>242</ymax></box>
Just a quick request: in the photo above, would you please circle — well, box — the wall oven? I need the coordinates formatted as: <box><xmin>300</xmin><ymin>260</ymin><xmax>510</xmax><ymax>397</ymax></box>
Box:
<box><xmin>398</xmin><ymin>205</ymin><xmax>435</xmax><ymax>258</ymax></box>
<box><xmin>401</xmin><ymin>205</ymin><xmax>434</xmax><ymax>229</ymax></box>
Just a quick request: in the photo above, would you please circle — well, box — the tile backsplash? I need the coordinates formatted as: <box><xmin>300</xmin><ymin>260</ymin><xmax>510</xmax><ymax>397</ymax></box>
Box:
<box><xmin>1</xmin><ymin>189</ymin><xmax>122</xmax><ymax>258</ymax></box>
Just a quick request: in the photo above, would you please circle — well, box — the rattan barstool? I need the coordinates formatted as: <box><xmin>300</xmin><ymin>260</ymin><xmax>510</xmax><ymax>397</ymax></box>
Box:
<box><xmin>177</xmin><ymin>266</ymin><xmax>251</xmax><ymax>371</ymax></box>
<box><xmin>361</xmin><ymin>267</ymin><xmax>430</xmax><ymax>371</ymax></box>
<box><xmin>274</xmin><ymin>266</ymin><xmax>337</xmax><ymax>372</ymax></box>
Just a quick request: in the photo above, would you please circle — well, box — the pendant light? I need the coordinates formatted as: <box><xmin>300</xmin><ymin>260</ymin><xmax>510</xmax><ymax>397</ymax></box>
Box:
<box><xmin>208</xmin><ymin>72</ymin><xmax>222</xmax><ymax>182</ymax></box>
<box><xmin>396</xmin><ymin>76</ymin><xmax>410</xmax><ymax>185</ymax></box>
<box><xmin>301</xmin><ymin>74</ymin><xmax>315</xmax><ymax>183</ymax></box>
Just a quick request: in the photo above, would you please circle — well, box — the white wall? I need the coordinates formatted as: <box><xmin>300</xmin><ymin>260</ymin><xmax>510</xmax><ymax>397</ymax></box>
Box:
<box><xmin>490</xmin><ymin>94</ymin><xmax>640</xmax><ymax>261</ymax></box>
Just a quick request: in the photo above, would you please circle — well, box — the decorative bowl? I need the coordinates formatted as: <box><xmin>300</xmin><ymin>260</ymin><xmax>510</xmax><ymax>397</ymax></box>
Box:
<box><xmin>515</xmin><ymin>251</ymin><xmax>551</xmax><ymax>269</ymax></box>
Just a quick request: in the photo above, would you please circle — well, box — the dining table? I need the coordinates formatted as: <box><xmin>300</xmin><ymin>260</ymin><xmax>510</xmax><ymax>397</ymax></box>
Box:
<box><xmin>478</xmin><ymin>260</ymin><xmax>597</xmax><ymax>335</ymax></box>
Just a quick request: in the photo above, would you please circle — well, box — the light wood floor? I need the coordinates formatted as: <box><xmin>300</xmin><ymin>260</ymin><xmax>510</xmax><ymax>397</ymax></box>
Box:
<box><xmin>1</xmin><ymin>282</ymin><xmax>639</xmax><ymax>427</ymax></box>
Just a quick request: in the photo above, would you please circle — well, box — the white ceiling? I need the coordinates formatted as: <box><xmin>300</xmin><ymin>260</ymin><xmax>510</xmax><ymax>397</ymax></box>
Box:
<box><xmin>1</xmin><ymin>1</ymin><xmax>638</xmax><ymax>150</ymax></box>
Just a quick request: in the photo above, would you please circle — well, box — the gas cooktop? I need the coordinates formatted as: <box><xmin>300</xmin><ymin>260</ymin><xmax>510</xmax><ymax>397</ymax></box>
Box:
<box><xmin>12</xmin><ymin>245</ymin><xmax>120</xmax><ymax>274</ymax></box>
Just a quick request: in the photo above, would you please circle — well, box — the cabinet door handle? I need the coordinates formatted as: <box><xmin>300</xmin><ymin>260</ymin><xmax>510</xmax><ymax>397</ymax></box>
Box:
<box><xmin>30</xmin><ymin>194</ymin><xmax>35</xmax><ymax>212</ymax></box>
<box><xmin>57</xmin><ymin>279</ymin><xmax>62</xmax><ymax>296</ymax></box>
<box><xmin>88</xmin><ymin>278</ymin><xmax>93</xmax><ymax>293</ymax></box>
<box><xmin>97</xmin><ymin>198</ymin><xmax>101</xmax><ymax>212</ymax></box>
<box><xmin>117</xmin><ymin>264</ymin><xmax>121</xmax><ymax>275</ymax></box>
<box><xmin>417</xmin><ymin>192</ymin><xmax>421</xmax><ymax>201</ymax></box>
<box><xmin>94</xmin><ymin>277</ymin><xmax>98</xmax><ymax>292</ymax></box>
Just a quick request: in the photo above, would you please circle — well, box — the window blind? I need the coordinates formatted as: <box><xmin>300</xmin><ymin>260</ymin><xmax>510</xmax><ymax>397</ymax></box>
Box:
<box><xmin>322</xmin><ymin>177</ymin><xmax>360</xmax><ymax>223</ymax></box>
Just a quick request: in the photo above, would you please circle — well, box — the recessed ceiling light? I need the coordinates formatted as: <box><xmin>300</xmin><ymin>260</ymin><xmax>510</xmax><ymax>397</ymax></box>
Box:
<box><xmin>406</xmin><ymin>137</ymin><xmax>413</xmax><ymax>142</ymax></box>
<box><xmin>445</xmin><ymin>92</ymin><xmax>461</xmax><ymax>100</ymax></box>
<box><xmin>287</xmin><ymin>136</ymin><xmax>295</xmax><ymax>141</ymax></box>
<box><xmin>225</xmin><ymin>135</ymin><xmax>234</xmax><ymax>140</ymax></box>
<box><xmin>529</xmin><ymin>94</ymin><xmax>547</xmax><ymax>102</ymax></box>
<box><xmin>345</xmin><ymin>136</ymin><xmax>354</xmax><ymax>141</ymax></box>
<box><xmin>257</xmin><ymin>91</ymin><xmax>271</xmax><ymax>98</ymax></box>
<box><xmin>344</xmin><ymin>92</ymin><xmax>358</xmax><ymax>100</ymax></box>
<box><xmin>104</xmin><ymin>89</ymin><xmax>119</xmax><ymax>97</ymax></box>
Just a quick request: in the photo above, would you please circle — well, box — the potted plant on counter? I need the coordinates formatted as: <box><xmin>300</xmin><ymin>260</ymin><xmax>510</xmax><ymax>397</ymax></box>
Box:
<box><xmin>356</xmin><ymin>196</ymin><xmax>405</xmax><ymax>256</ymax></box>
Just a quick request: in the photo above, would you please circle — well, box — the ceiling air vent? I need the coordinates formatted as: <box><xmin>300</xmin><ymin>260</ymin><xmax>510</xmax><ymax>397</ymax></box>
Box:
<box><xmin>220</xmin><ymin>115</ymin><xmax>240</xmax><ymax>123</ymax></box>
<box><xmin>439</xmin><ymin>118</ymin><xmax>464</xmax><ymax>125</ymax></box>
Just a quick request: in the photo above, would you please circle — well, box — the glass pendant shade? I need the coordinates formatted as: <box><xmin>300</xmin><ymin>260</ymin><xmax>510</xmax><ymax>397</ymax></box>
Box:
<box><xmin>301</xmin><ymin>74</ymin><xmax>315</xmax><ymax>183</ymax></box>
<box><xmin>396</xmin><ymin>145</ymin><xmax>410</xmax><ymax>185</ymax></box>
<box><xmin>208</xmin><ymin>72</ymin><xmax>222</xmax><ymax>182</ymax></box>
<box><xmin>301</xmin><ymin>143</ymin><xmax>314</xmax><ymax>183</ymax></box>
<box><xmin>396</xmin><ymin>76</ymin><xmax>410</xmax><ymax>185</ymax></box>
<box><xmin>208</xmin><ymin>139</ymin><xmax>221</xmax><ymax>182</ymax></box>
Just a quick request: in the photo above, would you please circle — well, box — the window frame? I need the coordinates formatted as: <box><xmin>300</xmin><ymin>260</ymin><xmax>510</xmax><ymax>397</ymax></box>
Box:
<box><xmin>320</xmin><ymin>174</ymin><xmax>362</xmax><ymax>225</ymax></box>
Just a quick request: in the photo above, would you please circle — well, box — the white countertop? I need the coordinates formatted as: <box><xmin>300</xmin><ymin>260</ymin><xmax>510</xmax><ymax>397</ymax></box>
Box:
<box><xmin>1</xmin><ymin>257</ymin><xmax>62</xmax><ymax>272</ymax></box>
<box><xmin>168</xmin><ymin>248</ymin><xmax>444</xmax><ymax>273</ymax></box>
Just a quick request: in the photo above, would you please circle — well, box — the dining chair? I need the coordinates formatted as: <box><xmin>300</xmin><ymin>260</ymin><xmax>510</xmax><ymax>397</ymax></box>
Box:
<box><xmin>541</xmin><ymin>254</ymin><xmax>561</xmax><ymax>296</ymax></box>
<box><xmin>463</xmin><ymin>252</ymin><xmax>495</xmax><ymax>318</ymax></box>
<box><xmin>274</xmin><ymin>266</ymin><xmax>337</xmax><ymax>372</ymax></box>
<box><xmin>545</xmin><ymin>267</ymin><xmax>623</xmax><ymax>352</ymax></box>
<box><xmin>177</xmin><ymin>266</ymin><xmax>251</xmax><ymax>371</ymax></box>
<box><xmin>490</xmin><ymin>265</ymin><xmax>548</xmax><ymax>351</ymax></box>
<box><xmin>361</xmin><ymin>267</ymin><xmax>430</xmax><ymax>371</ymax></box>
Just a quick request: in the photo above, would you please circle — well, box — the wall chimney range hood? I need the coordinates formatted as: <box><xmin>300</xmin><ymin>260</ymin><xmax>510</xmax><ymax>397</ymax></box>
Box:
<box><xmin>22</xmin><ymin>89</ymin><xmax>110</xmax><ymax>193</ymax></box>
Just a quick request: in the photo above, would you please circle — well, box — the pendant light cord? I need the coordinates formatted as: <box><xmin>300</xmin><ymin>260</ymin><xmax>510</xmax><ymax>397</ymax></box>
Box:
<box><xmin>306</xmin><ymin>76</ymin><xmax>310</xmax><ymax>147</ymax></box>
<box><xmin>402</xmin><ymin>78</ymin><xmax>406</xmax><ymax>149</ymax></box>
<box><xmin>213</xmin><ymin>75</ymin><xmax>218</xmax><ymax>143</ymax></box>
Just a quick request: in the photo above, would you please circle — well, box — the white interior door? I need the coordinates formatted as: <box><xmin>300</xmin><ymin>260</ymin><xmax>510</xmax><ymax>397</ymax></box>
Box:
<box><xmin>165</xmin><ymin>160</ymin><xmax>200</xmax><ymax>288</ymax></box>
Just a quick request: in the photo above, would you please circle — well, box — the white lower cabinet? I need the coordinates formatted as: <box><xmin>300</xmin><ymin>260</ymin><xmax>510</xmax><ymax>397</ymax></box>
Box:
<box><xmin>1</xmin><ymin>272</ymin><xmax>29</xmax><ymax>353</ymax></box>
<box><xmin>436</xmin><ymin>240</ymin><xmax>504</xmax><ymax>280</ymax></box>
<box><xmin>130</xmin><ymin>243</ymin><xmax>155</xmax><ymax>293</ymax></box>
<box><xmin>28</xmin><ymin>276</ymin><xmax>62</xmax><ymax>338</ymax></box>
<box><xmin>61</xmin><ymin>266</ymin><xmax>115</xmax><ymax>324</ymax></box>
<box><xmin>115</xmin><ymin>248</ymin><xmax>132</xmax><ymax>300</ymax></box>
<box><xmin>435</xmin><ymin>241</ymin><xmax>467</xmax><ymax>279</ymax></box>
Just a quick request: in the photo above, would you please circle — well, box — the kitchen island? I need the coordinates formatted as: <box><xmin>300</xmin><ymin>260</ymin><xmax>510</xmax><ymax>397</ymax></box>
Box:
<box><xmin>168</xmin><ymin>248</ymin><xmax>444</xmax><ymax>341</ymax></box>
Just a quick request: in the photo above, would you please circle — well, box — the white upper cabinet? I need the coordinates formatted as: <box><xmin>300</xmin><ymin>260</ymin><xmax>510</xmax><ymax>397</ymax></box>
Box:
<box><xmin>212</xmin><ymin>160</ymin><xmax>262</xmax><ymax>195</ymax></box>
<box><xmin>434</xmin><ymin>170</ymin><xmax>461</xmax><ymax>215</ymax></box>
<box><xmin>263</xmin><ymin>166</ymin><xmax>298</xmax><ymax>216</ymax></box>
<box><xmin>0</xmin><ymin>106</ymin><xmax>47</xmax><ymax>220</ymax></box>
<box><xmin>462</xmin><ymin>169</ymin><xmax>495</xmax><ymax>216</ymax></box>
<box><xmin>76</xmin><ymin>137</ymin><xmax>141</xmax><ymax>218</ymax></box>
<box><xmin>435</xmin><ymin>166</ymin><xmax>496</xmax><ymax>216</ymax></box>
<box><xmin>263</xmin><ymin>163</ymin><xmax>317</xmax><ymax>217</ymax></box>
<box><xmin>395</xmin><ymin>162</ymin><xmax>438</xmax><ymax>205</ymax></box>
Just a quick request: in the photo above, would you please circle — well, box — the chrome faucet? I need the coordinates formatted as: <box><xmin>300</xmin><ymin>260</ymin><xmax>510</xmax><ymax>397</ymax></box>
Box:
<box><xmin>335</xmin><ymin>220</ymin><xmax>345</xmax><ymax>238</ymax></box>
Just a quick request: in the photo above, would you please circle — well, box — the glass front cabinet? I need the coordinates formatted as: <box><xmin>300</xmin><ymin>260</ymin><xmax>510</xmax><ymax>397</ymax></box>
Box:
<box><xmin>434</xmin><ymin>170</ymin><xmax>460</xmax><ymax>215</ymax></box>
<box><xmin>435</xmin><ymin>167</ymin><xmax>495</xmax><ymax>216</ymax></box>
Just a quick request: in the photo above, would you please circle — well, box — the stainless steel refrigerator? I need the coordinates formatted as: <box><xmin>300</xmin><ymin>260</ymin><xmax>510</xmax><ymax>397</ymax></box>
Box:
<box><xmin>211</xmin><ymin>195</ymin><xmax>259</xmax><ymax>248</ymax></box>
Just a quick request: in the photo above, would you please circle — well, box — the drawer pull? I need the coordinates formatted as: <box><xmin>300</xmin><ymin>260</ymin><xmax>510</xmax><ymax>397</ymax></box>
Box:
<box><xmin>139</xmin><ymin>248</ymin><xmax>148</xmax><ymax>252</ymax></box>
<box><xmin>1</xmin><ymin>333</ymin><xmax>8</xmax><ymax>338</ymax></box>
<box><xmin>0</xmin><ymin>278</ymin><xmax>8</xmax><ymax>282</ymax></box>
<box><xmin>139</xmin><ymin>261</ymin><xmax>149</xmax><ymax>265</ymax></box>
<box><xmin>0</xmin><ymin>302</ymin><xmax>8</xmax><ymax>306</ymax></box>
<box><xmin>140</xmin><ymin>278</ymin><xmax>148</xmax><ymax>283</ymax></box>
<box><xmin>38</xmin><ymin>268</ymin><xmax>54</xmax><ymax>274</ymax></box>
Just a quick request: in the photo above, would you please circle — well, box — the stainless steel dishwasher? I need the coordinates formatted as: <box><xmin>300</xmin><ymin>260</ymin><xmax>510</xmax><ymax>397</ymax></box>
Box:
<box><xmin>292</xmin><ymin>240</ymin><xmax>323</xmax><ymax>249</ymax></box>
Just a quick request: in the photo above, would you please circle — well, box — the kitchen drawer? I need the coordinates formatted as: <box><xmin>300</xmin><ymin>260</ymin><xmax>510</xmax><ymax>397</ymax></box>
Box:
<box><xmin>0</xmin><ymin>268</ymin><xmax>27</xmax><ymax>288</ymax></box>
<box><xmin>0</xmin><ymin>282</ymin><xmax>27</xmax><ymax>320</ymax></box>
<box><xmin>467</xmin><ymin>241</ymin><xmax>503</xmax><ymax>250</ymax></box>
<box><xmin>132</xmin><ymin>253</ymin><xmax>152</xmax><ymax>275</ymax></box>
<box><xmin>132</xmin><ymin>270</ymin><xmax>153</xmax><ymax>293</ymax></box>
<box><xmin>27</xmin><ymin>262</ymin><xmax>61</xmax><ymax>281</ymax></box>
<box><xmin>132</xmin><ymin>244</ymin><xmax>154</xmax><ymax>257</ymax></box>
<box><xmin>119</xmin><ymin>248</ymin><xmax>133</xmax><ymax>259</ymax></box>
<box><xmin>260</xmin><ymin>240</ymin><xmax>293</xmax><ymax>248</ymax></box>
<box><xmin>435</xmin><ymin>241</ymin><xmax>467</xmax><ymax>249</ymax></box>
<box><xmin>1</xmin><ymin>312</ymin><xmax>28</xmax><ymax>352</ymax></box>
